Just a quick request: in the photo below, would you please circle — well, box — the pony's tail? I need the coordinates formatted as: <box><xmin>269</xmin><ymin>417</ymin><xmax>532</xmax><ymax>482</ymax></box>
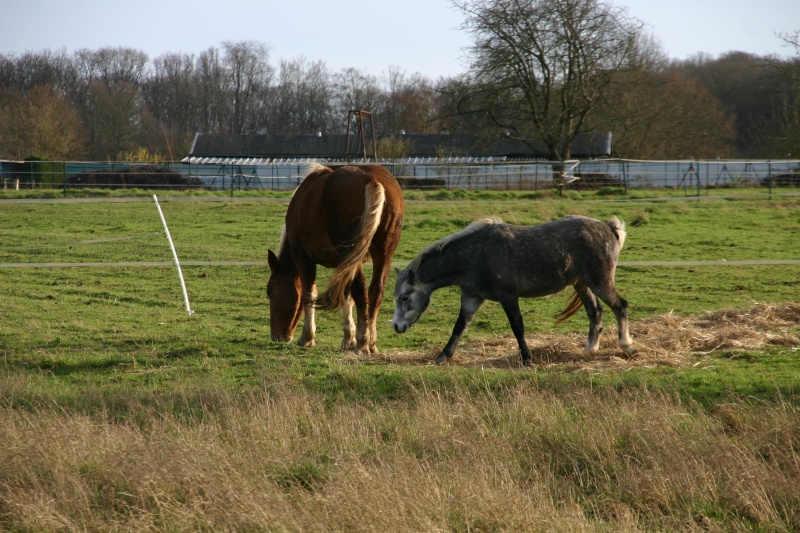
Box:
<box><xmin>555</xmin><ymin>289</ymin><xmax>583</xmax><ymax>324</ymax></box>
<box><xmin>316</xmin><ymin>181</ymin><xmax>386</xmax><ymax>311</ymax></box>
<box><xmin>607</xmin><ymin>216</ymin><xmax>627</xmax><ymax>251</ymax></box>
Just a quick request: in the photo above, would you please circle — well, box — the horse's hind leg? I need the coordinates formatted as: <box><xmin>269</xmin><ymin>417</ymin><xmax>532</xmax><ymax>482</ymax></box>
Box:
<box><xmin>350</xmin><ymin>267</ymin><xmax>371</xmax><ymax>356</ymax></box>
<box><xmin>574</xmin><ymin>282</ymin><xmax>603</xmax><ymax>355</ymax></box>
<box><xmin>341</xmin><ymin>296</ymin><xmax>356</xmax><ymax>350</ymax></box>
<box><xmin>366</xmin><ymin>254</ymin><xmax>393</xmax><ymax>354</ymax></box>
<box><xmin>613</xmin><ymin>295</ymin><xmax>634</xmax><ymax>354</ymax></box>
<box><xmin>591</xmin><ymin>282</ymin><xmax>634</xmax><ymax>355</ymax></box>
<box><xmin>498</xmin><ymin>294</ymin><xmax>533</xmax><ymax>366</ymax></box>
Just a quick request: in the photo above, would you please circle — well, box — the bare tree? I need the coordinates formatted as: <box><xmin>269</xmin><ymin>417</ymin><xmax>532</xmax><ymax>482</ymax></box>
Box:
<box><xmin>761</xmin><ymin>31</ymin><xmax>800</xmax><ymax>157</ymax></box>
<box><xmin>195</xmin><ymin>46</ymin><xmax>230</xmax><ymax>134</ymax></box>
<box><xmin>588</xmin><ymin>33</ymin><xmax>735</xmax><ymax>158</ymax></box>
<box><xmin>453</xmin><ymin>0</ymin><xmax>642</xmax><ymax>167</ymax></box>
<box><xmin>222</xmin><ymin>41</ymin><xmax>274</xmax><ymax>135</ymax></box>
<box><xmin>267</xmin><ymin>57</ymin><xmax>333</xmax><ymax>135</ymax></box>
<box><xmin>140</xmin><ymin>52</ymin><xmax>199</xmax><ymax>159</ymax></box>
<box><xmin>330</xmin><ymin>68</ymin><xmax>384</xmax><ymax>133</ymax></box>
<box><xmin>383</xmin><ymin>67</ymin><xmax>440</xmax><ymax>134</ymax></box>
<box><xmin>677</xmin><ymin>52</ymin><xmax>773</xmax><ymax>157</ymax></box>
<box><xmin>0</xmin><ymin>49</ymin><xmax>73</xmax><ymax>93</ymax></box>
<box><xmin>70</xmin><ymin>48</ymin><xmax>149</xmax><ymax>159</ymax></box>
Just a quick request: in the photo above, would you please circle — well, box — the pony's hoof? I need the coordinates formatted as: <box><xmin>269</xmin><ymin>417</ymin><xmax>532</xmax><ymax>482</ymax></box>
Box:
<box><xmin>341</xmin><ymin>340</ymin><xmax>356</xmax><ymax>351</ymax></box>
<box><xmin>582</xmin><ymin>346</ymin><xmax>599</xmax><ymax>356</ymax></box>
<box><xmin>434</xmin><ymin>354</ymin><xmax>449</xmax><ymax>365</ymax></box>
<box><xmin>297</xmin><ymin>338</ymin><xmax>316</xmax><ymax>347</ymax></box>
<box><xmin>620</xmin><ymin>343</ymin><xmax>636</xmax><ymax>356</ymax></box>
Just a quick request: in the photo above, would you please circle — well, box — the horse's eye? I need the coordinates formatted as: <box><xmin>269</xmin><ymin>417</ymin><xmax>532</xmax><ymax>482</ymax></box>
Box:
<box><xmin>401</xmin><ymin>294</ymin><xmax>410</xmax><ymax>302</ymax></box>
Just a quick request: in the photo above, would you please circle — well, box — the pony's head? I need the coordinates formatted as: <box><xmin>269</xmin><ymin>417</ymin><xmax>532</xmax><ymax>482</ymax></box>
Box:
<box><xmin>392</xmin><ymin>267</ymin><xmax>431</xmax><ymax>334</ymax></box>
<box><xmin>267</xmin><ymin>249</ymin><xmax>303</xmax><ymax>342</ymax></box>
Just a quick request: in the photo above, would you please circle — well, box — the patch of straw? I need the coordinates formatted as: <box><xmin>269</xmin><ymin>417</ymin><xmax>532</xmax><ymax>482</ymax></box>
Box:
<box><xmin>379</xmin><ymin>303</ymin><xmax>800</xmax><ymax>371</ymax></box>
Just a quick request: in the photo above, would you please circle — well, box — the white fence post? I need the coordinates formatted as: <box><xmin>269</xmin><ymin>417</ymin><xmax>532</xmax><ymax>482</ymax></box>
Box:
<box><xmin>153</xmin><ymin>195</ymin><xmax>194</xmax><ymax>315</ymax></box>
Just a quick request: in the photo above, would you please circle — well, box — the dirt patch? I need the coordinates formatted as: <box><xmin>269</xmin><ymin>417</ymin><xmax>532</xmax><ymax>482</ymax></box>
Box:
<box><xmin>374</xmin><ymin>303</ymin><xmax>800</xmax><ymax>370</ymax></box>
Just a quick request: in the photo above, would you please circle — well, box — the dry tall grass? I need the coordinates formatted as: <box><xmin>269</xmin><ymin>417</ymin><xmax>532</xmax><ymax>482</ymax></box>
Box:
<box><xmin>2</xmin><ymin>304</ymin><xmax>799</xmax><ymax>531</ymax></box>
<box><xmin>2</xmin><ymin>380</ymin><xmax>799</xmax><ymax>531</ymax></box>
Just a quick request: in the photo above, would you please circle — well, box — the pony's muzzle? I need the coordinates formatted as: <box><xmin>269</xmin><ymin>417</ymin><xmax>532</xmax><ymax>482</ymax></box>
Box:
<box><xmin>393</xmin><ymin>321</ymin><xmax>409</xmax><ymax>334</ymax></box>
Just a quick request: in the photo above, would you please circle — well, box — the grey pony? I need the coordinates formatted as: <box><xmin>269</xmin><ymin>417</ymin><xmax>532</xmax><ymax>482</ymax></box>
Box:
<box><xmin>392</xmin><ymin>215</ymin><xmax>634</xmax><ymax>366</ymax></box>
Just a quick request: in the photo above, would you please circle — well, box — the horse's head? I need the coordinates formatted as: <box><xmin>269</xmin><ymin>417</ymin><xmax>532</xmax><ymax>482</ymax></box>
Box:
<box><xmin>392</xmin><ymin>267</ymin><xmax>431</xmax><ymax>334</ymax></box>
<box><xmin>267</xmin><ymin>249</ymin><xmax>303</xmax><ymax>342</ymax></box>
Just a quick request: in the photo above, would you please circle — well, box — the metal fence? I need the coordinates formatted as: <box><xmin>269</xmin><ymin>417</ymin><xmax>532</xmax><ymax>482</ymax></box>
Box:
<box><xmin>2</xmin><ymin>159</ymin><xmax>799</xmax><ymax>193</ymax></box>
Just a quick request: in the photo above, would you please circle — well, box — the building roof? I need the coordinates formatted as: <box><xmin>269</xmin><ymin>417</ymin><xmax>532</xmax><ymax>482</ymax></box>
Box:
<box><xmin>183</xmin><ymin>131</ymin><xmax>612</xmax><ymax>164</ymax></box>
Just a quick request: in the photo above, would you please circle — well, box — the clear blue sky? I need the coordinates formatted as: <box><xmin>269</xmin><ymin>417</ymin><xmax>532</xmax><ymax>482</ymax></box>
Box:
<box><xmin>1</xmin><ymin>0</ymin><xmax>797</xmax><ymax>79</ymax></box>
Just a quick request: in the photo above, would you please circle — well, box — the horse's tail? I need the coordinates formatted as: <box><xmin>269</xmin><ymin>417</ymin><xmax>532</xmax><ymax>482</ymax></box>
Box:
<box><xmin>316</xmin><ymin>180</ymin><xmax>386</xmax><ymax>311</ymax></box>
<box><xmin>556</xmin><ymin>289</ymin><xmax>584</xmax><ymax>324</ymax></box>
<box><xmin>607</xmin><ymin>216</ymin><xmax>627</xmax><ymax>251</ymax></box>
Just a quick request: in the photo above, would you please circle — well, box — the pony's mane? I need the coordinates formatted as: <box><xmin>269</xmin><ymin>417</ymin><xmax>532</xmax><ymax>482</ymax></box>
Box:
<box><xmin>408</xmin><ymin>217</ymin><xmax>503</xmax><ymax>271</ymax></box>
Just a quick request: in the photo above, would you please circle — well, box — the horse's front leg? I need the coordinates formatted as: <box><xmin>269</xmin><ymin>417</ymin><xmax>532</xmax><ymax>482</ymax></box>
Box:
<box><xmin>498</xmin><ymin>294</ymin><xmax>532</xmax><ymax>366</ymax></box>
<box><xmin>296</xmin><ymin>282</ymin><xmax>317</xmax><ymax>347</ymax></box>
<box><xmin>436</xmin><ymin>292</ymin><xmax>483</xmax><ymax>364</ymax></box>
<box><xmin>350</xmin><ymin>267</ymin><xmax>371</xmax><ymax>356</ymax></box>
<box><xmin>365</xmin><ymin>255</ymin><xmax>393</xmax><ymax>354</ymax></box>
<box><xmin>297</xmin><ymin>265</ymin><xmax>317</xmax><ymax>347</ymax></box>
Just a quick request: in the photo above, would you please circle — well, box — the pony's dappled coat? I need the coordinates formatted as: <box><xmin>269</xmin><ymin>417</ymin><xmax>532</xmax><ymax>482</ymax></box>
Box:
<box><xmin>393</xmin><ymin>216</ymin><xmax>633</xmax><ymax>365</ymax></box>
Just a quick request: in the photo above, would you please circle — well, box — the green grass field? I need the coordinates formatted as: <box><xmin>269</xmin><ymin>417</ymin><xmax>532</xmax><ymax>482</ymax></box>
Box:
<box><xmin>1</xmin><ymin>190</ymin><xmax>799</xmax><ymax>531</ymax></box>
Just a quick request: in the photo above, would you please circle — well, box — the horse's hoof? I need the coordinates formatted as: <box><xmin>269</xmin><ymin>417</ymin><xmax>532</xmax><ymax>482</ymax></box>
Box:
<box><xmin>434</xmin><ymin>354</ymin><xmax>449</xmax><ymax>365</ymax></box>
<box><xmin>297</xmin><ymin>339</ymin><xmax>315</xmax><ymax>347</ymax></box>
<box><xmin>582</xmin><ymin>346</ymin><xmax>599</xmax><ymax>356</ymax></box>
<box><xmin>341</xmin><ymin>340</ymin><xmax>356</xmax><ymax>351</ymax></box>
<box><xmin>620</xmin><ymin>342</ymin><xmax>636</xmax><ymax>356</ymax></box>
<box><xmin>354</xmin><ymin>344</ymin><xmax>371</xmax><ymax>357</ymax></box>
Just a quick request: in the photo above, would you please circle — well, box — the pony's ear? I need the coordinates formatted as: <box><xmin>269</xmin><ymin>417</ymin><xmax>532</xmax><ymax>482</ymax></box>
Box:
<box><xmin>406</xmin><ymin>268</ymin><xmax>415</xmax><ymax>285</ymax></box>
<box><xmin>267</xmin><ymin>250</ymin><xmax>278</xmax><ymax>270</ymax></box>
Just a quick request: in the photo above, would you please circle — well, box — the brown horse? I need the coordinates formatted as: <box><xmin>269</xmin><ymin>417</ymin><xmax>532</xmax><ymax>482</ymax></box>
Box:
<box><xmin>267</xmin><ymin>164</ymin><xmax>404</xmax><ymax>355</ymax></box>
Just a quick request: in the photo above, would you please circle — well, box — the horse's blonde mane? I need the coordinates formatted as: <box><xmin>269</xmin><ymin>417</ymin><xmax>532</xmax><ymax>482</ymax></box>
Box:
<box><xmin>408</xmin><ymin>217</ymin><xmax>503</xmax><ymax>271</ymax></box>
<box><xmin>276</xmin><ymin>225</ymin><xmax>287</xmax><ymax>258</ymax></box>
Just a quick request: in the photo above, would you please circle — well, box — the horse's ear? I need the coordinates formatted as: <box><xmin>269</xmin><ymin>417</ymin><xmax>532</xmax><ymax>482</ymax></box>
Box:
<box><xmin>267</xmin><ymin>250</ymin><xmax>278</xmax><ymax>270</ymax></box>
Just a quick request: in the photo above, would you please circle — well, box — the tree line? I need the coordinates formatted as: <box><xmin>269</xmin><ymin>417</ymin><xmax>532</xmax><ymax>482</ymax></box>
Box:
<box><xmin>0</xmin><ymin>0</ymin><xmax>797</xmax><ymax>163</ymax></box>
